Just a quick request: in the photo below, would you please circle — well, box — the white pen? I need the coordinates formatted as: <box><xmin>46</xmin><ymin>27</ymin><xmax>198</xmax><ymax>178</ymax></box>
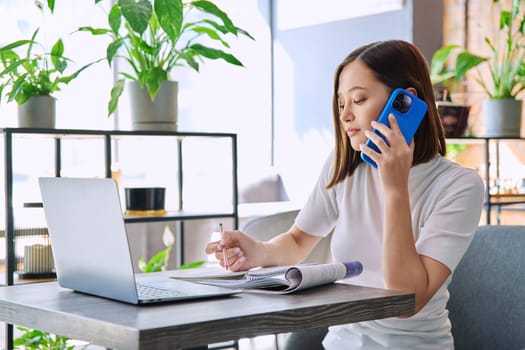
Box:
<box><xmin>219</xmin><ymin>223</ymin><xmax>229</xmax><ymax>270</ymax></box>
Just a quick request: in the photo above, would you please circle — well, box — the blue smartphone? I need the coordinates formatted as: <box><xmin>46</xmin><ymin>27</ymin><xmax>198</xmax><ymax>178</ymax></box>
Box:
<box><xmin>360</xmin><ymin>88</ymin><xmax>428</xmax><ymax>168</ymax></box>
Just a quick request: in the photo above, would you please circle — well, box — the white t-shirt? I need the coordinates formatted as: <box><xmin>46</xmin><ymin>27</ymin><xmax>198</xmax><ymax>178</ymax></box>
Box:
<box><xmin>295</xmin><ymin>153</ymin><xmax>484</xmax><ymax>350</ymax></box>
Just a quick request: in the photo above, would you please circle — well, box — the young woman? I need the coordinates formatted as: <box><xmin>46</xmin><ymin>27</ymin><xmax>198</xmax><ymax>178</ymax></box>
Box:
<box><xmin>205</xmin><ymin>40</ymin><xmax>484</xmax><ymax>349</ymax></box>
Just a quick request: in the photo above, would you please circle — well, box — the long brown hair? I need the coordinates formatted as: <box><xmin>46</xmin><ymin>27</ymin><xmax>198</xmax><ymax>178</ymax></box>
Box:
<box><xmin>327</xmin><ymin>40</ymin><xmax>446</xmax><ymax>188</ymax></box>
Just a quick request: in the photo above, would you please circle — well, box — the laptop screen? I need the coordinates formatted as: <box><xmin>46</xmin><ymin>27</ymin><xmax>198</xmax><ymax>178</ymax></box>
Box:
<box><xmin>39</xmin><ymin>177</ymin><xmax>140</xmax><ymax>303</ymax></box>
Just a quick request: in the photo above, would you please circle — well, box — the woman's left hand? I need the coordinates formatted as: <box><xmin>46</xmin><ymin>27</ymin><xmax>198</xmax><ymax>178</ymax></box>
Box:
<box><xmin>360</xmin><ymin>114</ymin><xmax>413</xmax><ymax>190</ymax></box>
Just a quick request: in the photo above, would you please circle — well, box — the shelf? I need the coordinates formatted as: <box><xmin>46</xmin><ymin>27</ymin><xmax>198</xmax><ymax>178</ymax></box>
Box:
<box><xmin>446</xmin><ymin>136</ymin><xmax>525</xmax><ymax>224</ymax></box>
<box><xmin>2</xmin><ymin>128</ymin><xmax>239</xmax><ymax>289</ymax></box>
<box><xmin>488</xmin><ymin>194</ymin><xmax>525</xmax><ymax>205</ymax></box>
<box><xmin>0</xmin><ymin>267</ymin><xmax>56</xmax><ymax>286</ymax></box>
<box><xmin>124</xmin><ymin>211</ymin><xmax>237</xmax><ymax>223</ymax></box>
<box><xmin>0</xmin><ymin>127</ymin><xmax>237</xmax><ymax>139</ymax></box>
<box><xmin>447</xmin><ymin>136</ymin><xmax>525</xmax><ymax>141</ymax></box>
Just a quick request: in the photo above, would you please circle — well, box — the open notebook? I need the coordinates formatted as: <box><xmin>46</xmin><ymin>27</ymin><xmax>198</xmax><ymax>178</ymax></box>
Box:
<box><xmin>39</xmin><ymin>177</ymin><xmax>239</xmax><ymax>304</ymax></box>
<box><xmin>171</xmin><ymin>261</ymin><xmax>363</xmax><ymax>294</ymax></box>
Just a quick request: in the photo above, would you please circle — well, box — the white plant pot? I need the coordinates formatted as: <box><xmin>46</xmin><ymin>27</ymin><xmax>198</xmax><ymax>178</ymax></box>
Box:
<box><xmin>129</xmin><ymin>81</ymin><xmax>178</xmax><ymax>131</ymax></box>
<box><xmin>482</xmin><ymin>98</ymin><xmax>522</xmax><ymax>137</ymax></box>
<box><xmin>17</xmin><ymin>96</ymin><xmax>56</xmax><ymax>129</ymax></box>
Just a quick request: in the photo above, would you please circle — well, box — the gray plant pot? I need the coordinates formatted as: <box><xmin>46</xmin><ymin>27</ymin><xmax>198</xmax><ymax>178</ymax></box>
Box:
<box><xmin>482</xmin><ymin>98</ymin><xmax>523</xmax><ymax>137</ymax></box>
<box><xmin>129</xmin><ymin>81</ymin><xmax>178</xmax><ymax>131</ymax></box>
<box><xmin>17</xmin><ymin>96</ymin><xmax>56</xmax><ymax>129</ymax></box>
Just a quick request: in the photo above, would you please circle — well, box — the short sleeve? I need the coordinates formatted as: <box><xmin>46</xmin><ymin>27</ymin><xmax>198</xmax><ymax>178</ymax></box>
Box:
<box><xmin>416</xmin><ymin>168</ymin><xmax>485</xmax><ymax>272</ymax></box>
<box><xmin>295</xmin><ymin>152</ymin><xmax>339</xmax><ymax>237</ymax></box>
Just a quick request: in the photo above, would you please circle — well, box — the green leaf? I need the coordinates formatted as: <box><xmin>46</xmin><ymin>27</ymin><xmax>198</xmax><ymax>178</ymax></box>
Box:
<box><xmin>0</xmin><ymin>58</ymin><xmax>28</xmax><ymax>77</ymax></box>
<box><xmin>13</xmin><ymin>92</ymin><xmax>30</xmax><ymax>105</ymax></box>
<box><xmin>108</xmin><ymin>78</ymin><xmax>125</xmax><ymax>115</ymax></box>
<box><xmin>120</xmin><ymin>71</ymin><xmax>137</xmax><ymax>81</ymax></box>
<box><xmin>107</xmin><ymin>38</ymin><xmax>125</xmax><ymax>66</ymax></box>
<box><xmin>189</xmin><ymin>43</ymin><xmax>243</xmax><ymax>66</ymax></box>
<box><xmin>54</xmin><ymin>59</ymin><xmax>68</xmax><ymax>74</ymax></box>
<box><xmin>191</xmin><ymin>0</ymin><xmax>237</xmax><ymax>35</ymax></box>
<box><xmin>155</xmin><ymin>0</ymin><xmax>183</xmax><ymax>43</ymax></box>
<box><xmin>14</xmin><ymin>326</ymin><xmax>74</xmax><ymax>349</ymax></box>
<box><xmin>69</xmin><ymin>57</ymin><xmax>105</xmax><ymax>79</ymax></box>
<box><xmin>28</xmin><ymin>28</ymin><xmax>40</xmax><ymax>55</ymax></box>
<box><xmin>118</xmin><ymin>0</ymin><xmax>152</xmax><ymax>35</ymax></box>
<box><xmin>180</xmin><ymin>52</ymin><xmax>199</xmax><ymax>71</ymax></box>
<box><xmin>430</xmin><ymin>44</ymin><xmax>459</xmax><ymax>79</ymax></box>
<box><xmin>200</xmin><ymin>19</ymin><xmax>228</xmax><ymax>34</ymax></box>
<box><xmin>55</xmin><ymin>75</ymin><xmax>74</xmax><ymax>86</ymax></box>
<box><xmin>50</xmin><ymin>39</ymin><xmax>65</xmax><ymax>70</ymax></box>
<box><xmin>47</xmin><ymin>0</ymin><xmax>55</xmax><ymax>13</ymax></box>
<box><xmin>77</xmin><ymin>26</ymin><xmax>112</xmax><ymax>36</ymax></box>
<box><xmin>455</xmin><ymin>51</ymin><xmax>487</xmax><ymax>80</ymax></box>
<box><xmin>179</xmin><ymin>260</ymin><xmax>206</xmax><ymax>270</ymax></box>
<box><xmin>235</xmin><ymin>26</ymin><xmax>255</xmax><ymax>41</ymax></box>
<box><xmin>500</xmin><ymin>9</ymin><xmax>512</xmax><ymax>29</ymax></box>
<box><xmin>128</xmin><ymin>32</ymin><xmax>159</xmax><ymax>57</ymax></box>
<box><xmin>108</xmin><ymin>4</ymin><xmax>122</xmax><ymax>35</ymax></box>
<box><xmin>9</xmin><ymin>74</ymin><xmax>29</xmax><ymax>103</ymax></box>
<box><xmin>142</xmin><ymin>248</ymin><xmax>169</xmax><ymax>273</ymax></box>
<box><xmin>55</xmin><ymin>59</ymin><xmax>103</xmax><ymax>87</ymax></box>
<box><xmin>0</xmin><ymin>39</ymin><xmax>33</xmax><ymax>52</ymax></box>
<box><xmin>0</xmin><ymin>49</ymin><xmax>20</xmax><ymax>64</ymax></box>
<box><xmin>192</xmin><ymin>26</ymin><xmax>230</xmax><ymax>47</ymax></box>
<box><xmin>148</xmin><ymin>9</ymin><xmax>161</xmax><ymax>35</ymax></box>
<box><xmin>144</xmin><ymin>67</ymin><xmax>168</xmax><ymax>101</ymax></box>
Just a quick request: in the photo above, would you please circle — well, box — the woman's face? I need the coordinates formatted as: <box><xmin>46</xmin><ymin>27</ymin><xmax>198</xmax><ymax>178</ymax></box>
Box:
<box><xmin>337</xmin><ymin>60</ymin><xmax>391</xmax><ymax>151</ymax></box>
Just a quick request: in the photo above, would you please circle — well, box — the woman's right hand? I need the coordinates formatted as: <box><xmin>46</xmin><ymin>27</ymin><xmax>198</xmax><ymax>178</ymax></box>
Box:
<box><xmin>205</xmin><ymin>230</ymin><xmax>265</xmax><ymax>272</ymax></box>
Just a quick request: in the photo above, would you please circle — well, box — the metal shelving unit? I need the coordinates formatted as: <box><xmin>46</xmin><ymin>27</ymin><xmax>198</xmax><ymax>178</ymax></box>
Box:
<box><xmin>447</xmin><ymin>136</ymin><xmax>525</xmax><ymax>225</ymax></box>
<box><xmin>1</xmin><ymin>127</ymin><xmax>239</xmax><ymax>286</ymax></box>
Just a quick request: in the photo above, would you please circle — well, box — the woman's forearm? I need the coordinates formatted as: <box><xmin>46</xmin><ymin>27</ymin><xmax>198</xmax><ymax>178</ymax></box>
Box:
<box><xmin>261</xmin><ymin>227</ymin><xmax>321</xmax><ymax>266</ymax></box>
<box><xmin>382</xmin><ymin>188</ymin><xmax>429</xmax><ymax>312</ymax></box>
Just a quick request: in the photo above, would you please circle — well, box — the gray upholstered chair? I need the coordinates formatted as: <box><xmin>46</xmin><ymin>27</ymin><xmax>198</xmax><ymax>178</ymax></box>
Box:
<box><xmin>447</xmin><ymin>225</ymin><xmax>525</xmax><ymax>350</ymax></box>
<box><xmin>283</xmin><ymin>224</ymin><xmax>525</xmax><ymax>349</ymax></box>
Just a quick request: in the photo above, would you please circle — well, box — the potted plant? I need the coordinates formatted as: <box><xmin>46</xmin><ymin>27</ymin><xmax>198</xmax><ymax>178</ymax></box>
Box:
<box><xmin>14</xmin><ymin>326</ymin><xmax>79</xmax><ymax>349</ymax></box>
<box><xmin>0</xmin><ymin>0</ymin><xmax>101</xmax><ymax>130</ymax></box>
<box><xmin>81</xmin><ymin>0</ymin><xmax>254</xmax><ymax>131</ymax></box>
<box><xmin>430</xmin><ymin>0</ymin><xmax>525</xmax><ymax>137</ymax></box>
<box><xmin>429</xmin><ymin>44</ymin><xmax>482</xmax><ymax>137</ymax></box>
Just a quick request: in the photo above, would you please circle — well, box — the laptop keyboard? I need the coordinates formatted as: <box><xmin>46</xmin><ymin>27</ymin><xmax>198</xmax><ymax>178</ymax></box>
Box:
<box><xmin>137</xmin><ymin>284</ymin><xmax>192</xmax><ymax>299</ymax></box>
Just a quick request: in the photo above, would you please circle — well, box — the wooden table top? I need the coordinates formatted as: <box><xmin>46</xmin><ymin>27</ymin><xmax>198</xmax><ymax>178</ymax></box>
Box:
<box><xmin>0</xmin><ymin>279</ymin><xmax>414</xmax><ymax>349</ymax></box>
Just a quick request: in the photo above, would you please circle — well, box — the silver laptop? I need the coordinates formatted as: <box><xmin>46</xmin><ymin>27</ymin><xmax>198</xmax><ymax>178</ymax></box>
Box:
<box><xmin>38</xmin><ymin>177</ymin><xmax>239</xmax><ymax>304</ymax></box>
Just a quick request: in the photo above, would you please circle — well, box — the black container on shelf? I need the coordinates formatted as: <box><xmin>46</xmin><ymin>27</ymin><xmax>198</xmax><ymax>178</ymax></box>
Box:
<box><xmin>125</xmin><ymin>187</ymin><xmax>167</xmax><ymax>216</ymax></box>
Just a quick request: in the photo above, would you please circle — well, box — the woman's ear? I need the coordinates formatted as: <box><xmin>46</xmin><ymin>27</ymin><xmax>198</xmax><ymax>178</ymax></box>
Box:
<box><xmin>406</xmin><ymin>87</ymin><xmax>418</xmax><ymax>96</ymax></box>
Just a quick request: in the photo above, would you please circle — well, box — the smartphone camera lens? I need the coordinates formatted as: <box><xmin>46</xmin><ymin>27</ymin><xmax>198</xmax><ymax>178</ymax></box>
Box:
<box><xmin>393</xmin><ymin>99</ymin><xmax>403</xmax><ymax>111</ymax></box>
<box><xmin>393</xmin><ymin>92</ymin><xmax>412</xmax><ymax>113</ymax></box>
